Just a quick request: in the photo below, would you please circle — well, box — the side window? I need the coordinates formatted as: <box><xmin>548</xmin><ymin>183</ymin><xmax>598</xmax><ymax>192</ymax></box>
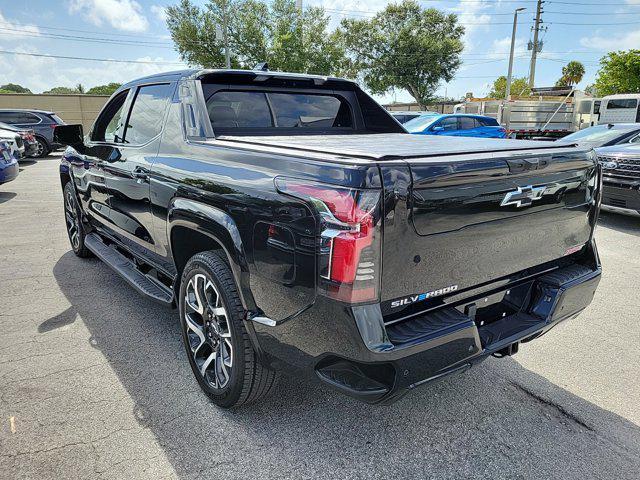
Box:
<box><xmin>459</xmin><ymin>117</ymin><xmax>476</xmax><ymax>129</ymax></box>
<box><xmin>18</xmin><ymin>112</ymin><xmax>41</xmax><ymax>124</ymax></box>
<box><xmin>439</xmin><ymin>117</ymin><xmax>457</xmax><ymax>131</ymax></box>
<box><xmin>606</xmin><ymin>99</ymin><xmax>638</xmax><ymax>109</ymax></box>
<box><xmin>593</xmin><ymin>101</ymin><xmax>601</xmax><ymax>115</ymax></box>
<box><xmin>0</xmin><ymin>112</ymin><xmax>23</xmax><ymax>124</ymax></box>
<box><xmin>92</xmin><ymin>90</ymin><xmax>129</xmax><ymax>142</ymax></box>
<box><xmin>123</xmin><ymin>83</ymin><xmax>173</xmax><ymax>145</ymax></box>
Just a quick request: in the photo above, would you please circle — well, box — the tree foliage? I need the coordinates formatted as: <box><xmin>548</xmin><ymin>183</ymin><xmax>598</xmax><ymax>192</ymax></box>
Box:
<box><xmin>592</xmin><ymin>50</ymin><xmax>640</xmax><ymax>96</ymax></box>
<box><xmin>42</xmin><ymin>86</ymin><xmax>79</xmax><ymax>94</ymax></box>
<box><xmin>555</xmin><ymin>61</ymin><xmax>585</xmax><ymax>87</ymax></box>
<box><xmin>165</xmin><ymin>0</ymin><xmax>345</xmax><ymax>74</ymax></box>
<box><xmin>86</xmin><ymin>83</ymin><xmax>122</xmax><ymax>95</ymax></box>
<box><xmin>336</xmin><ymin>1</ymin><xmax>464</xmax><ymax>109</ymax></box>
<box><xmin>0</xmin><ymin>83</ymin><xmax>32</xmax><ymax>94</ymax></box>
<box><xmin>488</xmin><ymin>76</ymin><xmax>531</xmax><ymax>98</ymax></box>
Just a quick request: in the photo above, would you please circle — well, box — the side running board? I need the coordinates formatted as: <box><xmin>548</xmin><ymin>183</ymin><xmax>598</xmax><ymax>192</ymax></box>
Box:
<box><xmin>84</xmin><ymin>233</ymin><xmax>173</xmax><ymax>305</ymax></box>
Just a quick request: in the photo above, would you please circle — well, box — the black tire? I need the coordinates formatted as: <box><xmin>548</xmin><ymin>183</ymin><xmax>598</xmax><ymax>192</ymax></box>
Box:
<box><xmin>63</xmin><ymin>182</ymin><xmax>92</xmax><ymax>258</ymax></box>
<box><xmin>31</xmin><ymin>137</ymin><xmax>49</xmax><ymax>158</ymax></box>
<box><xmin>179</xmin><ymin>250</ymin><xmax>277</xmax><ymax>408</ymax></box>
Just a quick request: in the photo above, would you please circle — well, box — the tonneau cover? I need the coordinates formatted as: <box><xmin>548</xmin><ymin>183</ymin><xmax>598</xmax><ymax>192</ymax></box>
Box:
<box><xmin>217</xmin><ymin>133</ymin><xmax>572</xmax><ymax>160</ymax></box>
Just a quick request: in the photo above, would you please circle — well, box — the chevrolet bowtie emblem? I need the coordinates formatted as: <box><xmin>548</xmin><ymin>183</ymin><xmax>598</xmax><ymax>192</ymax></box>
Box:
<box><xmin>500</xmin><ymin>185</ymin><xmax>546</xmax><ymax>208</ymax></box>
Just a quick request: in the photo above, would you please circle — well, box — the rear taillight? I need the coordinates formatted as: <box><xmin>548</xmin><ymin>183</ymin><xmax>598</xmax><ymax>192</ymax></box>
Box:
<box><xmin>276</xmin><ymin>178</ymin><xmax>382</xmax><ymax>304</ymax></box>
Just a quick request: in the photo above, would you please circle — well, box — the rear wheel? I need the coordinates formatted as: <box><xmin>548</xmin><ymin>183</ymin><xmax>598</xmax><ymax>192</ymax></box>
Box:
<box><xmin>31</xmin><ymin>138</ymin><xmax>49</xmax><ymax>158</ymax></box>
<box><xmin>179</xmin><ymin>251</ymin><xmax>277</xmax><ymax>408</ymax></box>
<box><xmin>63</xmin><ymin>182</ymin><xmax>91</xmax><ymax>258</ymax></box>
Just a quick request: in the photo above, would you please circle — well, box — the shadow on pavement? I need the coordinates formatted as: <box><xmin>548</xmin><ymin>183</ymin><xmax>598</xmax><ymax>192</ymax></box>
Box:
<box><xmin>50</xmin><ymin>251</ymin><xmax>640</xmax><ymax>479</ymax></box>
<box><xmin>598</xmin><ymin>211</ymin><xmax>640</xmax><ymax>237</ymax></box>
<box><xmin>0</xmin><ymin>191</ymin><xmax>16</xmax><ymax>204</ymax></box>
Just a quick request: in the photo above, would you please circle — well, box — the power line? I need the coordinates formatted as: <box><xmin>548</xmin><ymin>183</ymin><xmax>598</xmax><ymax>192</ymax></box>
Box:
<box><xmin>0</xmin><ymin>50</ymin><xmax>187</xmax><ymax>65</ymax></box>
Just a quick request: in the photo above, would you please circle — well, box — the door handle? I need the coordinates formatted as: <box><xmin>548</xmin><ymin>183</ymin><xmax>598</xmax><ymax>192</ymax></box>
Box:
<box><xmin>132</xmin><ymin>166</ymin><xmax>150</xmax><ymax>183</ymax></box>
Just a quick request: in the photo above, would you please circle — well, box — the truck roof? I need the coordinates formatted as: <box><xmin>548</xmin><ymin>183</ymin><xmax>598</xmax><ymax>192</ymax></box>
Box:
<box><xmin>119</xmin><ymin>68</ymin><xmax>358</xmax><ymax>91</ymax></box>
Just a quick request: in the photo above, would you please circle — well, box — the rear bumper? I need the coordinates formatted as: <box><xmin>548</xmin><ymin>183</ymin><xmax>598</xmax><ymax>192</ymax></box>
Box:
<box><xmin>0</xmin><ymin>160</ymin><xmax>19</xmax><ymax>184</ymax></box>
<box><xmin>252</xmin><ymin>244</ymin><xmax>601</xmax><ymax>404</ymax></box>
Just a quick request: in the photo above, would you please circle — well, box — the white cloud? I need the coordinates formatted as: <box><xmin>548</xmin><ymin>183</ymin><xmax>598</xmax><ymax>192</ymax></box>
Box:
<box><xmin>449</xmin><ymin>0</ymin><xmax>492</xmax><ymax>51</ymax></box>
<box><xmin>150</xmin><ymin>5</ymin><xmax>167</xmax><ymax>22</ymax></box>
<box><xmin>580</xmin><ymin>29</ymin><xmax>640</xmax><ymax>51</ymax></box>
<box><xmin>68</xmin><ymin>0</ymin><xmax>149</xmax><ymax>32</ymax></box>
<box><xmin>487</xmin><ymin>36</ymin><xmax>527</xmax><ymax>60</ymax></box>
<box><xmin>0</xmin><ymin>9</ymin><xmax>40</xmax><ymax>39</ymax></box>
<box><xmin>0</xmin><ymin>47</ymin><xmax>185</xmax><ymax>93</ymax></box>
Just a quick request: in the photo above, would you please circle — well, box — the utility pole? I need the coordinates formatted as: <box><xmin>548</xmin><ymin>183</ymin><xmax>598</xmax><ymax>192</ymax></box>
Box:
<box><xmin>223</xmin><ymin>2</ymin><xmax>231</xmax><ymax>69</ymax></box>
<box><xmin>528</xmin><ymin>0</ymin><xmax>545</xmax><ymax>88</ymax></box>
<box><xmin>506</xmin><ymin>8</ymin><xmax>526</xmax><ymax>102</ymax></box>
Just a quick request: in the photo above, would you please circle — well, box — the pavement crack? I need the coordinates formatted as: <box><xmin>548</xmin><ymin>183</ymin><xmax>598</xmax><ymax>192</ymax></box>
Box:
<box><xmin>511</xmin><ymin>382</ymin><xmax>595</xmax><ymax>432</ymax></box>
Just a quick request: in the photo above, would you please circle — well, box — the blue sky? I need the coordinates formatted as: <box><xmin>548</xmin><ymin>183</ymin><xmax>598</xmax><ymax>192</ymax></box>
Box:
<box><xmin>1</xmin><ymin>0</ymin><xmax>639</xmax><ymax>103</ymax></box>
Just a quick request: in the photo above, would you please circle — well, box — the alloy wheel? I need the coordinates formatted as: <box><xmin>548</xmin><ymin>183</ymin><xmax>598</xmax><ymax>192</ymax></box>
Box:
<box><xmin>64</xmin><ymin>188</ymin><xmax>80</xmax><ymax>250</ymax></box>
<box><xmin>184</xmin><ymin>273</ymin><xmax>233</xmax><ymax>389</ymax></box>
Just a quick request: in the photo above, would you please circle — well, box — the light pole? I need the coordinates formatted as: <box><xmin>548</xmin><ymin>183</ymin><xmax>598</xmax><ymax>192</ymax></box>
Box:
<box><xmin>505</xmin><ymin>7</ymin><xmax>525</xmax><ymax>102</ymax></box>
<box><xmin>504</xmin><ymin>7</ymin><xmax>525</xmax><ymax>134</ymax></box>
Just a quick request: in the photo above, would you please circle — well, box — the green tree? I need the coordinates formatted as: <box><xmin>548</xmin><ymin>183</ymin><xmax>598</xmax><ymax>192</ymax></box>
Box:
<box><xmin>166</xmin><ymin>0</ymin><xmax>345</xmax><ymax>74</ymax></box>
<box><xmin>42</xmin><ymin>86</ymin><xmax>80</xmax><ymax>94</ymax></box>
<box><xmin>488</xmin><ymin>76</ymin><xmax>531</xmax><ymax>98</ymax></box>
<box><xmin>86</xmin><ymin>83</ymin><xmax>122</xmax><ymax>95</ymax></box>
<box><xmin>166</xmin><ymin>0</ymin><xmax>227</xmax><ymax>68</ymax></box>
<box><xmin>555</xmin><ymin>61</ymin><xmax>585</xmax><ymax>87</ymax></box>
<box><xmin>337</xmin><ymin>1</ymin><xmax>464</xmax><ymax>109</ymax></box>
<box><xmin>592</xmin><ymin>49</ymin><xmax>640</xmax><ymax>96</ymax></box>
<box><xmin>0</xmin><ymin>83</ymin><xmax>32</xmax><ymax>93</ymax></box>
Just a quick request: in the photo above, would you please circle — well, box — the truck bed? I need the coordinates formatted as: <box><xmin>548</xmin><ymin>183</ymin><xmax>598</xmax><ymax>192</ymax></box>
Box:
<box><xmin>216</xmin><ymin>133</ymin><xmax>574</xmax><ymax>161</ymax></box>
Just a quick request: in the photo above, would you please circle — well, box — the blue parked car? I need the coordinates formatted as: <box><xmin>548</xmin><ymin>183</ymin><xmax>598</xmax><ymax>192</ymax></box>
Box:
<box><xmin>0</xmin><ymin>109</ymin><xmax>66</xmax><ymax>158</ymax></box>
<box><xmin>404</xmin><ymin>113</ymin><xmax>507</xmax><ymax>139</ymax></box>
<box><xmin>0</xmin><ymin>140</ymin><xmax>19</xmax><ymax>185</ymax></box>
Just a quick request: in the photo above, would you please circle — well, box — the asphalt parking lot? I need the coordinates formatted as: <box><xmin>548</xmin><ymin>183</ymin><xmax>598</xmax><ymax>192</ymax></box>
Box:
<box><xmin>1</xmin><ymin>155</ymin><xmax>639</xmax><ymax>479</ymax></box>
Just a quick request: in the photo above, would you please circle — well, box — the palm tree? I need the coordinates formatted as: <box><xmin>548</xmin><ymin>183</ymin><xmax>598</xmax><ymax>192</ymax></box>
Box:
<box><xmin>559</xmin><ymin>61</ymin><xmax>585</xmax><ymax>86</ymax></box>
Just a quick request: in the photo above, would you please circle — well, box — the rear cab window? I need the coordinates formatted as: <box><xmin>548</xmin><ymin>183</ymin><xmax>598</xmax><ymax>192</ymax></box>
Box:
<box><xmin>204</xmin><ymin>89</ymin><xmax>353</xmax><ymax>134</ymax></box>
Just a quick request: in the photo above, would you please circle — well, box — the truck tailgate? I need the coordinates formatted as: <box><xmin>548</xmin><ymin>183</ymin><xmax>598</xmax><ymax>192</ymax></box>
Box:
<box><xmin>379</xmin><ymin>149</ymin><xmax>599</xmax><ymax>313</ymax></box>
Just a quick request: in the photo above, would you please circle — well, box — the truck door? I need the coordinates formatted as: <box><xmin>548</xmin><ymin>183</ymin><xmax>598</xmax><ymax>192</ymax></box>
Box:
<box><xmin>70</xmin><ymin>89</ymin><xmax>133</xmax><ymax>232</ymax></box>
<box><xmin>102</xmin><ymin>82</ymin><xmax>174</xmax><ymax>262</ymax></box>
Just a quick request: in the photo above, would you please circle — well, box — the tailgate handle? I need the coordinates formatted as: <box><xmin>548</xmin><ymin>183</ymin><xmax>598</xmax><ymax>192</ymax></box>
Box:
<box><xmin>507</xmin><ymin>156</ymin><xmax>550</xmax><ymax>173</ymax></box>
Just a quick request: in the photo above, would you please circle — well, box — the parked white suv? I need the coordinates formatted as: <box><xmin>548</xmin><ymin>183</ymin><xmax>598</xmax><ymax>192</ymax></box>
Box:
<box><xmin>0</xmin><ymin>127</ymin><xmax>25</xmax><ymax>159</ymax></box>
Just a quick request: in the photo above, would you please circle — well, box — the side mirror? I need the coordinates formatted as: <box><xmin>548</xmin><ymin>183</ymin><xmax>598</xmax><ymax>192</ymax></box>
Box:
<box><xmin>54</xmin><ymin>124</ymin><xmax>84</xmax><ymax>147</ymax></box>
<box><xmin>432</xmin><ymin>125</ymin><xmax>444</xmax><ymax>132</ymax></box>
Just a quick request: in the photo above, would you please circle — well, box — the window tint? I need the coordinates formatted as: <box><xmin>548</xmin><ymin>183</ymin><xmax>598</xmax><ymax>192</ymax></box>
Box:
<box><xmin>124</xmin><ymin>84</ymin><xmax>173</xmax><ymax>145</ymax></box>
<box><xmin>0</xmin><ymin>111</ymin><xmax>40</xmax><ymax>124</ymax></box>
<box><xmin>207</xmin><ymin>91</ymin><xmax>272</xmax><ymax>128</ymax></box>
<box><xmin>439</xmin><ymin>117</ymin><xmax>457</xmax><ymax>131</ymax></box>
<box><xmin>92</xmin><ymin>90</ymin><xmax>129</xmax><ymax>142</ymax></box>
<box><xmin>593</xmin><ymin>101</ymin><xmax>601</xmax><ymax>115</ymax></box>
<box><xmin>270</xmin><ymin>93</ymin><xmax>349</xmax><ymax>128</ymax></box>
<box><xmin>477</xmin><ymin>117</ymin><xmax>499</xmax><ymax>126</ymax></box>
<box><xmin>606</xmin><ymin>99</ymin><xmax>638</xmax><ymax>109</ymax></box>
<box><xmin>205</xmin><ymin>90</ymin><xmax>353</xmax><ymax>131</ymax></box>
<box><xmin>458</xmin><ymin>117</ymin><xmax>476</xmax><ymax>129</ymax></box>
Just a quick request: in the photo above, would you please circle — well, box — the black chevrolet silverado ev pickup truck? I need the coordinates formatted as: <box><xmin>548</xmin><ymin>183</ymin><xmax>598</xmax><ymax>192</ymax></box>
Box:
<box><xmin>56</xmin><ymin>69</ymin><xmax>602</xmax><ymax>408</ymax></box>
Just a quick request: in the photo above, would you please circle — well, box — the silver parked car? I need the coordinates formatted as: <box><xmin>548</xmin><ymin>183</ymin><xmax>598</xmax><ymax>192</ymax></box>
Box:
<box><xmin>596</xmin><ymin>143</ymin><xmax>640</xmax><ymax>217</ymax></box>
